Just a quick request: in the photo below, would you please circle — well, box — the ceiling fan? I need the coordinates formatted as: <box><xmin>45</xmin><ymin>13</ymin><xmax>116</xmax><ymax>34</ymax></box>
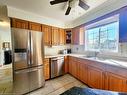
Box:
<box><xmin>50</xmin><ymin>0</ymin><xmax>90</xmax><ymax>15</ymax></box>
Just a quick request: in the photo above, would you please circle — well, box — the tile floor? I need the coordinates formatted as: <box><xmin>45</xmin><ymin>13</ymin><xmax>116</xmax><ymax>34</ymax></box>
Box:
<box><xmin>28</xmin><ymin>74</ymin><xmax>88</xmax><ymax>95</ymax></box>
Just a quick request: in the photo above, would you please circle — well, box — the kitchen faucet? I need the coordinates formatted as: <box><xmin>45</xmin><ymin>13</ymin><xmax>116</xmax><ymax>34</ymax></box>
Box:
<box><xmin>94</xmin><ymin>51</ymin><xmax>99</xmax><ymax>58</ymax></box>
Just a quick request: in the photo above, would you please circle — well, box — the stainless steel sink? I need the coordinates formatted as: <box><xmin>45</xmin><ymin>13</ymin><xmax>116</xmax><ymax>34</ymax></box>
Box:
<box><xmin>81</xmin><ymin>56</ymin><xmax>106</xmax><ymax>61</ymax></box>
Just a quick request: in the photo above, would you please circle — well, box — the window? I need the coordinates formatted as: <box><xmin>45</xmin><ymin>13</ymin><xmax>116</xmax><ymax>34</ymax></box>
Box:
<box><xmin>85</xmin><ymin>20</ymin><xmax>119</xmax><ymax>52</ymax></box>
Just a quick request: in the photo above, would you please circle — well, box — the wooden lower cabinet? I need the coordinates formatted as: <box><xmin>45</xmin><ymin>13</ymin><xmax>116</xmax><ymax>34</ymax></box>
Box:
<box><xmin>68</xmin><ymin>56</ymin><xmax>127</xmax><ymax>92</ymax></box>
<box><xmin>88</xmin><ymin>66</ymin><xmax>104</xmax><ymax>89</ymax></box>
<box><xmin>78</xmin><ymin>61</ymin><xmax>88</xmax><ymax>84</ymax></box>
<box><xmin>44</xmin><ymin>58</ymin><xmax>50</xmax><ymax>80</ymax></box>
<box><xmin>64</xmin><ymin>56</ymin><xmax>69</xmax><ymax>73</ymax></box>
<box><xmin>68</xmin><ymin>57</ymin><xmax>72</xmax><ymax>75</ymax></box>
<box><xmin>68</xmin><ymin>57</ymin><xmax>78</xmax><ymax>78</ymax></box>
<box><xmin>71</xmin><ymin>61</ymin><xmax>78</xmax><ymax>78</ymax></box>
<box><xmin>105</xmin><ymin>72</ymin><xmax>127</xmax><ymax>92</ymax></box>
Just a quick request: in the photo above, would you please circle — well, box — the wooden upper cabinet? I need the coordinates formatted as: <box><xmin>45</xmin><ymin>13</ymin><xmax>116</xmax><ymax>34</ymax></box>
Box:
<box><xmin>88</xmin><ymin>65</ymin><xmax>104</xmax><ymax>89</ymax></box>
<box><xmin>29</xmin><ymin>22</ymin><xmax>42</xmax><ymax>31</ymax></box>
<box><xmin>72</xmin><ymin>26</ymin><xmax>85</xmax><ymax>45</ymax></box>
<box><xmin>72</xmin><ymin>27</ymin><xmax>78</xmax><ymax>45</ymax></box>
<box><xmin>52</xmin><ymin>27</ymin><xmax>59</xmax><ymax>45</ymax></box>
<box><xmin>11</xmin><ymin>18</ymin><xmax>29</xmax><ymax>29</ymax></box>
<box><xmin>105</xmin><ymin>72</ymin><xmax>127</xmax><ymax>92</ymax></box>
<box><xmin>59</xmin><ymin>28</ymin><xmax>65</xmax><ymax>45</ymax></box>
<box><xmin>42</xmin><ymin>25</ymin><xmax>52</xmax><ymax>46</ymax></box>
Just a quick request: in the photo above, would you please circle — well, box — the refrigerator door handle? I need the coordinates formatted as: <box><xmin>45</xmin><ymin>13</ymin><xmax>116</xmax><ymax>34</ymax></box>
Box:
<box><xmin>15</xmin><ymin>69</ymin><xmax>30</xmax><ymax>74</ymax></box>
<box><xmin>29</xmin><ymin>67</ymin><xmax>42</xmax><ymax>72</ymax></box>
<box><xmin>27</xmin><ymin>32</ymin><xmax>31</xmax><ymax>66</ymax></box>
<box><xmin>30</xmin><ymin>32</ymin><xmax>34</xmax><ymax>65</ymax></box>
<box><xmin>27</xmin><ymin>49</ymin><xmax>30</xmax><ymax>65</ymax></box>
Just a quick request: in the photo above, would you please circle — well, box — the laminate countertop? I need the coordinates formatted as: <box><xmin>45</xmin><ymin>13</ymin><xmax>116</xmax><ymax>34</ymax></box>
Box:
<box><xmin>45</xmin><ymin>53</ymin><xmax>127</xmax><ymax>69</ymax></box>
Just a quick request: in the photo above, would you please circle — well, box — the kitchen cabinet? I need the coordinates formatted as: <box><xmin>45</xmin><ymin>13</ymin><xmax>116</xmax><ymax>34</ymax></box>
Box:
<box><xmin>88</xmin><ymin>65</ymin><xmax>104</xmax><ymax>89</ymax></box>
<box><xmin>42</xmin><ymin>25</ymin><xmax>52</xmax><ymax>46</ymax></box>
<box><xmin>69</xmin><ymin>57</ymin><xmax>78</xmax><ymax>78</ymax></box>
<box><xmin>11</xmin><ymin>18</ymin><xmax>29</xmax><ymax>29</ymax></box>
<box><xmin>11</xmin><ymin>18</ymin><xmax>66</xmax><ymax>46</ymax></box>
<box><xmin>51</xmin><ymin>27</ymin><xmax>59</xmax><ymax>45</ymax></box>
<box><xmin>71</xmin><ymin>60</ymin><xmax>78</xmax><ymax>78</ymax></box>
<box><xmin>68</xmin><ymin>56</ymin><xmax>73</xmax><ymax>75</ymax></box>
<box><xmin>59</xmin><ymin>28</ymin><xmax>66</xmax><ymax>45</ymax></box>
<box><xmin>64</xmin><ymin>56</ymin><xmax>69</xmax><ymax>73</ymax></box>
<box><xmin>29</xmin><ymin>22</ymin><xmax>42</xmax><ymax>31</ymax></box>
<box><xmin>44</xmin><ymin>58</ymin><xmax>50</xmax><ymax>80</ymax></box>
<box><xmin>68</xmin><ymin>56</ymin><xmax>127</xmax><ymax>92</ymax></box>
<box><xmin>78</xmin><ymin>60</ymin><xmax>88</xmax><ymax>84</ymax></box>
<box><xmin>105</xmin><ymin>72</ymin><xmax>127</xmax><ymax>92</ymax></box>
<box><xmin>72</xmin><ymin>26</ymin><xmax>84</xmax><ymax>45</ymax></box>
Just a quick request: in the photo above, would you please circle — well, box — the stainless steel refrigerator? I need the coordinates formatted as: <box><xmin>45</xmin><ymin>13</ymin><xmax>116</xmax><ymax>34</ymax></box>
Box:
<box><xmin>12</xmin><ymin>28</ymin><xmax>45</xmax><ymax>94</ymax></box>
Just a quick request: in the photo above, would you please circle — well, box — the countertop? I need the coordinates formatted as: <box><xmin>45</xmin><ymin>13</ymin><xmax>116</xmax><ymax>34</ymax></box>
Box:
<box><xmin>45</xmin><ymin>53</ymin><xmax>85</xmax><ymax>58</ymax></box>
<box><xmin>0</xmin><ymin>64</ymin><xmax>12</xmax><ymax>70</ymax></box>
<box><xmin>45</xmin><ymin>53</ymin><xmax>127</xmax><ymax>69</ymax></box>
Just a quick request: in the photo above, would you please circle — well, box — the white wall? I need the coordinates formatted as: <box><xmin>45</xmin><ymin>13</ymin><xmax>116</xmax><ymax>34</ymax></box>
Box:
<box><xmin>7</xmin><ymin>6</ymin><xmax>65</xmax><ymax>28</ymax></box>
<box><xmin>0</xmin><ymin>19</ymin><xmax>11</xmax><ymax>65</ymax></box>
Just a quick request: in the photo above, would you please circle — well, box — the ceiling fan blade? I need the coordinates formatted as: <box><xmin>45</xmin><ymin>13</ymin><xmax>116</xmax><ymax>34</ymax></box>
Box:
<box><xmin>65</xmin><ymin>6</ymin><xmax>71</xmax><ymax>15</ymax></box>
<box><xmin>79</xmin><ymin>0</ymin><xmax>90</xmax><ymax>10</ymax></box>
<box><xmin>50</xmin><ymin>0</ymin><xmax>68</xmax><ymax>5</ymax></box>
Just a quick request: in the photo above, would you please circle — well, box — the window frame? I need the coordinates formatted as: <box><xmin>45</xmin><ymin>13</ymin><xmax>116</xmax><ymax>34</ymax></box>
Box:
<box><xmin>85</xmin><ymin>15</ymin><xmax>119</xmax><ymax>52</ymax></box>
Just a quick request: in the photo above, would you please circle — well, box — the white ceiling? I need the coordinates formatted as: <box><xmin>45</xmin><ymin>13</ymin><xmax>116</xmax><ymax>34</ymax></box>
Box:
<box><xmin>0</xmin><ymin>0</ymin><xmax>108</xmax><ymax>23</ymax></box>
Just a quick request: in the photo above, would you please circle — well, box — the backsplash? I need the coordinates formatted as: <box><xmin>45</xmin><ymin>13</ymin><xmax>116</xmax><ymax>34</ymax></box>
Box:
<box><xmin>71</xmin><ymin>42</ymin><xmax>127</xmax><ymax>61</ymax></box>
<box><xmin>44</xmin><ymin>45</ymin><xmax>71</xmax><ymax>56</ymax></box>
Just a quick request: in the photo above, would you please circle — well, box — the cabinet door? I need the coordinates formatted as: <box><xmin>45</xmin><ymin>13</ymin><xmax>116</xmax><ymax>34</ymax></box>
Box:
<box><xmin>11</xmin><ymin>18</ymin><xmax>29</xmax><ymax>29</ymax></box>
<box><xmin>72</xmin><ymin>27</ymin><xmax>79</xmax><ymax>45</ymax></box>
<box><xmin>78</xmin><ymin>62</ymin><xmax>88</xmax><ymax>84</ymax></box>
<box><xmin>59</xmin><ymin>29</ymin><xmax>65</xmax><ymax>45</ymax></box>
<box><xmin>64</xmin><ymin>56</ymin><xmax>69</xmax><ymax>74</ymax></box>
<box><xmin>42</xmin><ymin>25</ymin><xmax>52</xmax><ymax>46</ymax></box>
<box><xmin>106</xmin><ymin>72</ymin><xmax>127</xmax><ymax>92</ymax></box>
<box><xmin>88</xmin><ymin>66</ymin><xmax>104</xmax><ymax>89</ymax></box>
<box><xmin>72</xmin><ymin>27</ymin><xmax>84</xmax><ymax>45</ymax></box>
<box><xmin>68</xmin><ymin>57</ymin><xmax>72</xmax><ymax>75</ymax></box>
<box><xmin>52</xmin><ymin>27</ymin><xmax>59</xmax><ymax>45</ymax></box>
<box><xmin>71</xmin><ymin>61</ymin><xmax>78</xmax><ymax>78</ymax></box>
<box><xmin>44</xmin><ymin>58</ymin><xmax>50</xmax><ymax>80</ymax></box>
<box><xmin>29</xmin><ymin>22</ymin><xmax>42</xmax><ymax>31</ymax></box>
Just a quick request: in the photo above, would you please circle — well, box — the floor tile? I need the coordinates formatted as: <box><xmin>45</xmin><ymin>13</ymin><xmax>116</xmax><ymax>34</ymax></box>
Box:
<box><xmin>29</xmin><ymin>74</ymin><xmax>88</xmax><ymax>95</ymax></box>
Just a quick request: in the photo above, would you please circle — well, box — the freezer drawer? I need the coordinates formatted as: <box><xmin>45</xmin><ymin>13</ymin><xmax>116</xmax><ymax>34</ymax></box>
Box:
<box><xmin>13</xmin><ymin>69</ymin><xmax>30</xmax><ymax>95</ymax></box>
<box><xmin>13</xmin><ymin>66</ymin><xmax>45</xmax><ymax>94</ymax></box>
<box><xmin>29</xmin><ymin>66</ymin><xmax>45</xmax><ymax>91</ymax></box>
